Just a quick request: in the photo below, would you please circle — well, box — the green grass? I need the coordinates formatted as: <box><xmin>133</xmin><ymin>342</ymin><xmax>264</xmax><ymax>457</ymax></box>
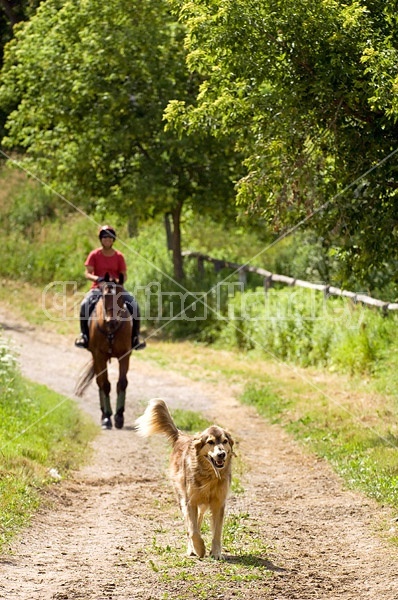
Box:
<box><xmin>215</xmin><ymin>285</ymin><xmax>398</xmax><ymax>375</ymax></box>
<box><xmin>145</xmin><ymin>511</ymin><xmax>271</xmax><ymax>600</ymax></box>
<box><xmin>171</xmin><ymin>409</ymin><xmax>212</xmax><ymax>433</ymax></box>
<box><xmin>241</xmin><ymin>384</ymin><xmax>398</xmax><ymax>507</ymax></box>
<box><xmin>0</xmin><ymin>337</ymin><xmax>97</xmax><ymax>552</ymax></box>
<box><xmin>135</xmin><ymin>340</ymin><xmax>398</xmax><ymax>519</ymax></box>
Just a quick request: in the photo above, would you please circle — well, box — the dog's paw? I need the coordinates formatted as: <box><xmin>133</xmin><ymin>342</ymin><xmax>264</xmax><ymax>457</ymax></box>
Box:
<box><xmin>190</xmin><ymin>533</ymin><xmax>206</xmax><ymax>558</ymax></box>
<box><xmin>210</xmin><ymin>544</ymin><xmax>223</xmax><ymax>560</ymax></box>
<box><xmin>187</xmin><ymin>539</ymin><xmax>195</xmax><ymax>556</ymax></box>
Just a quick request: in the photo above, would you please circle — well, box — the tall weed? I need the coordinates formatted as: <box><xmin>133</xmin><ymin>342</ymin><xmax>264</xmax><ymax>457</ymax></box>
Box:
<box><xmin>216</xmin><ymin>287</ymin><xmax>397</xmax><ymax>375</ymax></box>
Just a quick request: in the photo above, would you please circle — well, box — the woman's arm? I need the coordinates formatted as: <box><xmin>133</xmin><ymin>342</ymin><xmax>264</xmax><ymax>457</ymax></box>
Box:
<box><xmin>85</xmin><ymin>265</ymin><xmax>101</xmax><ymax>283</ymax></box>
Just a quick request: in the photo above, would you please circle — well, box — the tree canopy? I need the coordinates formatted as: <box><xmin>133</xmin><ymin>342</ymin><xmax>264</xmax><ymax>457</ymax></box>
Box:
<box><xmin>3</xmin><ymin>0</ymin><xmax>398</xmax><ymax>288</ymax></box>
<box><xmin>0</xmin><ymin>0</ymin><xmax>238</xmax><ymax>279</ymax></box>
<box><xmin>166</xmin><ymin>0</ymin><xmax>398</xmax><ymax>288</ymax></box>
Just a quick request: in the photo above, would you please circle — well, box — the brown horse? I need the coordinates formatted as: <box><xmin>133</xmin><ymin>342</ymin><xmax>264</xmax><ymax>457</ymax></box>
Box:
<box><xmin>75</xmin><ymin>274</ymin><xmax>133</xmax><ymax>430</ymax></box>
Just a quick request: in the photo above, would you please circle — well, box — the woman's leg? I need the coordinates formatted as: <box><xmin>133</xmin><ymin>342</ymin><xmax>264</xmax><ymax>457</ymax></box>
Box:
<box><xmin>75</xmin><ymin>290</ymin><xmax>100</xmax><ymax>347</ymax></box>
<box><xmin>122</xmin><ymin>291</ymin><xmax>146</xmax><ymax>350</ymax></box>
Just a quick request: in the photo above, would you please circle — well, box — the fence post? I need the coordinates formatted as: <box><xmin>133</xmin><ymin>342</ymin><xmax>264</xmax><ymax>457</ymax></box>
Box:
<box><xmin>238</xmin><ymin>267</ymin><xmax>247</xmax><ymax>287</ymax></box>
<box><xmin>197</xmin><ymin>256</ymin><xmax>204</xmax><ymax>276</ymax></box>
<box><xmin>214</xmin><ymin>260</ymin><xmax>223</xmax><ymax>273</ymax></box>
<box><xmin>264</xmin><ymin>275</ymin><xmax>273</xmax><ymax>295</ymax></box>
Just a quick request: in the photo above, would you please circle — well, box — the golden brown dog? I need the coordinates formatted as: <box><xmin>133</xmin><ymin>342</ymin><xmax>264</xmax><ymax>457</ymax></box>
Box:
<box><xmin>134</xmin><ymin>398</ymin><xmax>234</xmax><ymax>560</ymax></box>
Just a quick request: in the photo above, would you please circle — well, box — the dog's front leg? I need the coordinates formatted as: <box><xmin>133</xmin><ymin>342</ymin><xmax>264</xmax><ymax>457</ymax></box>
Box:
<box><xmin>210</xmin><ymin>503</ymin><xmax>225</xmax><ymax>560</ymax></box>
<box><xmin>184</xmin><ymin>502</ymin><xmax>206</xmax><ymax>558</ymax></box>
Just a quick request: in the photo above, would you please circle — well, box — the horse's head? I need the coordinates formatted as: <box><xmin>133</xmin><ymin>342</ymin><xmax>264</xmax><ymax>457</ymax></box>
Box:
<box><xmin>101</xmin><ymin>272</ymin><xmax>124</xmax><ymax>287</ymax></box>
<box><xmin>99</xmin><ymin>273</ymin><xmax>127</xmax><ymax>327</ymax></box>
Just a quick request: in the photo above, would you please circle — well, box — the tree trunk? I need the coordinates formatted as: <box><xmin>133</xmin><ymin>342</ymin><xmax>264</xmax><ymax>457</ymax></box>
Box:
<box><xmin>164</xmin><ymin>213</ymin><xmax>173</xmax><ymax>251</ymax></box>
<box><xmin>127</xmin><ymin>215</ymin><xmax>138</xmax><ymax>238</ymax></box>
<box><xmin>171</xmin><ymin>201</ymin><xmax>184</xmax><ymax>281</ymax></box>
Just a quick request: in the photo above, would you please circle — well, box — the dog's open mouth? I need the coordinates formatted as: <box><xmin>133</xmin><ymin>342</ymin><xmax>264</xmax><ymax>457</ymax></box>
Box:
<box><xmin>210</xmin><ymin>456</ymin><xmax>225</xmax><ymax>469</ymax></box>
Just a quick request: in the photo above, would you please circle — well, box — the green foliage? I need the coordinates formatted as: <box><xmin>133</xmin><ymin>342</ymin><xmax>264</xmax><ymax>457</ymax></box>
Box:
<box><xmin>6</xmin><ymin>186</ymin><xmax>56</xmax><ymax>233</ymax></box>
<box><xmin>1</xmin><ymin>213</ymin><xmax>94</xmax><ymax>284</ymax></box>
<box><xmin>3</xmin><ymin>0</ymin><xmax>398</xmax><ymax>285</ymax></box>
<box><xmin>0</xmin><ymin>0</ymin><xmax>177</xmax><ymax>204</ymax></box>
<box><xmin>0</xmin><ymin>335</ymin><xmax>97</xmax><ymax>550</ymax></box>
<box><xmin>2</xmin><ymin>195</ymin><xmax>397</xmax><ymax>379</ymax></box>
<box><xmin>215</xmin><ymin>286</ymin><xmax>397</xmax><ymax>375</ymax></box>
<box><xmin>166</xmin><ymin>0</ymin><xmax>398</xmax><ymax>286</ymax></box>
<box><xmin>0</xmin><ymin>0</ymin><xmax>239</xmax><ymax>280</ymax></box>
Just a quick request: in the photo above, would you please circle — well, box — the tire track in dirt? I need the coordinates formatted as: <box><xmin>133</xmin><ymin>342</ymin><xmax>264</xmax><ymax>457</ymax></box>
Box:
<box><xmin>1</xmin><ymin>311</ymin><xmax>398</xmax><ymax>599</ymax></box>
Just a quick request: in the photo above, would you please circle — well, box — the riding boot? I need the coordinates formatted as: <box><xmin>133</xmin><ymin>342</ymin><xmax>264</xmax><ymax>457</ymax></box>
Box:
<box><xmin>132</xmin><ymin>334</ymin><xmax>146</xmax><ymax>350</ymax></box>
<box><xmin>75</xmin><ymin>321</ymin><xmax>89</xmax><ymax>348</ymax></box>
<box><xmin>131</xmin><ymin>307</ymin><xmax>146</xmax><ymax>350</ymax></box>
<box><xmin>75</xmin><ymin>321</ymin><xmax>88</xmax><ymax>350</ymax></box>
<box><xmin>75</xmin><ymin>292</ymin><xmax>98</xmax><ymax>349</ymax></box>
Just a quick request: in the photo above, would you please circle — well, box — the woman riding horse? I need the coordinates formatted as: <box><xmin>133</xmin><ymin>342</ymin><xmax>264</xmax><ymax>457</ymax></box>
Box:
<box><xmin>74</xmin><ymin>225</ymin><xmax>145</xmax><ymax>429</ymax></box>
<box><xmin>75</xmin><ymin>274</ymin><xmax>133</xmax><ymax>429</ymax></box>
<box><xmin>75</xmin><ymin>225</ymin><xmax>145</xmax><ymax>351</ymax></box>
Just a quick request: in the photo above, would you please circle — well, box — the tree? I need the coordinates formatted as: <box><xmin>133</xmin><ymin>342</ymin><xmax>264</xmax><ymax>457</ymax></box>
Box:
<box><xmin>0</xmin><ymin>0</ymin><xmax>238</xmax><ymax>280</ymax></box>
<box><xmin>166</xmin><ymin>0</ymin><xmax>398</xmax><ymax>289</ymax></box>
<box><xmin>0</xmin><ymin>0</ymin><xmax>42</xmax><ymax>139</ymax></box>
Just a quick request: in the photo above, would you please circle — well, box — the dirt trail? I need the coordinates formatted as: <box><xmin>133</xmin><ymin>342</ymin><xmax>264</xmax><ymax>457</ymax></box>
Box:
<box><xmin>1</xmin><ymin>309</ymin><xmax>398</xmax><ymax>600</ymax></box>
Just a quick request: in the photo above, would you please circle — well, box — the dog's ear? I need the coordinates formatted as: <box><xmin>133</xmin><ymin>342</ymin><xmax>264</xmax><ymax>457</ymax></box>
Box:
<box><xmin>192</xmin><ymin>433</ymin><xmax>206</xmax><ymax>450</ymax></box>
<box><xmin>224</xmin><ymin>431</ymin><xmax>234</xmax><ymax>449</ymax></box>
<box><xmin>193</xmin><ymin>436</ymin><xmax>203</xmax><ymax>448</ymax></box>
<box><xmin>224</xmin><ymin>430</ymin><xmax>236</xmax><ymax>456</ymax></box>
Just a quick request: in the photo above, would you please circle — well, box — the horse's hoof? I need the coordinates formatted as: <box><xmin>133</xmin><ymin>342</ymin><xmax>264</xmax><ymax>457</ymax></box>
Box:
<box><xmin>101</xmin><ymin>416</ymin><xmax>112</xmax><ymax>430</ymax></box>
<box><xmin>114</xmin><ymin>412</ymin><xmax>124</xmax><ymax>430</ymax></box>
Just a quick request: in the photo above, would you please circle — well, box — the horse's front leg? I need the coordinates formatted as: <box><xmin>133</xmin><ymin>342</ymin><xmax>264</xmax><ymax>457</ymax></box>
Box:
<box><xmin>94</xmin><ymin>354</ymin><xmax>112</xmax><ymax>429</ymax></box>
<box><xmin>114</xmin><ymin>355</ymin><xmax>130</xmax><ymax>429</ymax></box>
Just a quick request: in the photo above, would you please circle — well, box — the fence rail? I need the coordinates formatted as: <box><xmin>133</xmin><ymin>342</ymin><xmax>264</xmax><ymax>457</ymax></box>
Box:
<box><xmin>182</xmin><ymin>251</ymin><xmax>398</xmax><ymax>312</ymax></box>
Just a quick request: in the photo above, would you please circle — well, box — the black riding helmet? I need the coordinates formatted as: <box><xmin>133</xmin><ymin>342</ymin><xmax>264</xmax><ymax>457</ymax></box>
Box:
<box><xmin>98</xmin><ymin>225</ymin><xmax>116</xmax><ymax>240</ymax></box>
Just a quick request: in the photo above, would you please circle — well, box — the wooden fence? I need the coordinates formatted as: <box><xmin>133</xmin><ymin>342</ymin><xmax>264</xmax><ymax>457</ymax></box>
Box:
<box><xmin>182</xmin><ymin>251</ymin><xmax>398</xmax><ymax>312</ymax></box>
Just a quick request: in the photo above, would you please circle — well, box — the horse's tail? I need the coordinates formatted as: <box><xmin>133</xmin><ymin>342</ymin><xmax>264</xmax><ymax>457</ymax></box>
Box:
<box><xmin>75</xmin><ymin>359</ymin><xmax>95</xmax><ymax>397</ymax></box>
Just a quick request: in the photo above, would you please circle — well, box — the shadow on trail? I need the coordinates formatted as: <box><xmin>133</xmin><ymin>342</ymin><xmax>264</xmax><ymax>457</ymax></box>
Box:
<box><xmin>224</xmin><ymin>554</ymin><xmax>286</xmax><ymax>572</ymax></box>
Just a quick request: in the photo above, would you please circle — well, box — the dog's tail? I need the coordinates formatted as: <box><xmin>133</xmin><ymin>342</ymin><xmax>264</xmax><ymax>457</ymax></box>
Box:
<box><xmin>134</xmin><ymin>398</ymin><xmax>179</xmax><ymax>445</ymax></box>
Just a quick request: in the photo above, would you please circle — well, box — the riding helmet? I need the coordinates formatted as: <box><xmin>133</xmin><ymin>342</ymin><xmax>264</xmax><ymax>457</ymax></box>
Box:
<box><xmin>98</xmin><ymin>225</ymin><xmax>116</xmax><ymax>240</ymax></box>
